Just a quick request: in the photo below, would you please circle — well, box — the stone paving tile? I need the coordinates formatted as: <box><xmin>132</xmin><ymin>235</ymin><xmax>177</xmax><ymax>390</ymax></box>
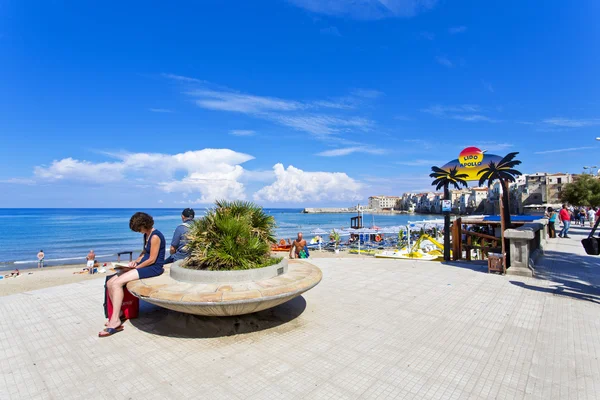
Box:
<box><xmin>1</xmin><ymin>230</ymin><xmax>600</xmax><ymax>399</ymax></box>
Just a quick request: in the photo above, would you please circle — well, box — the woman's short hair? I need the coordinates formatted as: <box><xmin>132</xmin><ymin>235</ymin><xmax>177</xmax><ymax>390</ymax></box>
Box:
<box><xmin>129</xmin><ymin>212</ymin><xmax>154</xmax><ymax>232</ymax></box>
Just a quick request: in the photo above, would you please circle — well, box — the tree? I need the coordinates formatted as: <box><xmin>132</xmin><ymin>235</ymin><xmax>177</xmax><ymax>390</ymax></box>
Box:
<box><xmin>477</xmin><ymin>152</ymin><xmax>522</xmax><ymax>267</ymax></box>
<box><xmin>184</xmin><ymin>200</ymin><xmax>278</xmax><ymax>271</ymax></box>
<box><xmin>430</xmin><ymin>166</ymin><xmax>469</xmax><ymax>261</ymax></box>
<box><xmin>560</xmin><ymin>175</ymin><xmax>600</xmax><ymax>207</ymax></box>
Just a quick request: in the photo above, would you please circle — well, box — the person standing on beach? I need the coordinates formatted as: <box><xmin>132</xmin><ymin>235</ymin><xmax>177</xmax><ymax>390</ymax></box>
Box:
<box><xmin>86</xmin><ymin>250</ymin><xmax>96</xmax><ymax>274</ymax></box>
<box><xmin>101</xmin><ymin>212</ymin><xmax>166</xmax><ymax>337</ymax></box>
<box><xmin>558</xmin><ymin>204</ymin><xmax>571</xmax><ymax>238</ymax></box>
<box><xmin>289</xmin><ymin>232</ymin><xmax>307</xmax><ymax>259</ymax></box>
<box><xmin>165</xmin><ymin>208</ymin><xmax>194</xmax><ymax>264</ymax></box>
<box><xmin>37</xmin><ymin>250</ymin><xmax>44</xmax><ymax>268</ymax></box>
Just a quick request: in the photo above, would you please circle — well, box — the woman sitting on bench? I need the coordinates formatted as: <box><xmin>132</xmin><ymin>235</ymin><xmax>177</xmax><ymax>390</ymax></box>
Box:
<box><xmin>100</xmin><ymin>212</ymin><xmax>166</xmax><ymax>337</ymax></box>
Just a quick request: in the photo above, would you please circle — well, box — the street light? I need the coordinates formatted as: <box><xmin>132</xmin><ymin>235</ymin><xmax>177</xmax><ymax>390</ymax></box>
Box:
<box><xmin>584</xmin><ymin>166</ymin><xmax>598</xmax><ymax>175</ymax></box>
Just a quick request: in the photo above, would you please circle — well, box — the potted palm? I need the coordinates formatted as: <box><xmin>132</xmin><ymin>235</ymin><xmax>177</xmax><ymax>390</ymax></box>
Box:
<box><xmin>170</xmin><ymin>200</ymin><xmax>285</xmax><ymax>283</ymax></box>
<box><xmin>330</xmin><ymin>230</ymin><xmax>341</xmax><ymax>253</ymax></box>
<box><xmin>183</xmin><ymin>200</ymin><xmax>280</xmax><ymax>271</ymax></box>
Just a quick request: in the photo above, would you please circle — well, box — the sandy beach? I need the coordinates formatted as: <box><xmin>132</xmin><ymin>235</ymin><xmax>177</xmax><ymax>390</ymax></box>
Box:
<box><xmin>0</xmin><ymin>251</ymin><xmax>373</xmax><ymax>297</ymax></box>
<box><xmin>0</xmin><ymin>264</ymin><xmax>106</xmax><ymax>297</ymax></box>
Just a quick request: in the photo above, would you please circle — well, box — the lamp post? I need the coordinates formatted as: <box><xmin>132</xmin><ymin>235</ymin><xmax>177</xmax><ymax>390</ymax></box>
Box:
<box><xmin>584</xmin><ymin>166</ymin><xmax>598</xmax><ymax>175</ymax></box>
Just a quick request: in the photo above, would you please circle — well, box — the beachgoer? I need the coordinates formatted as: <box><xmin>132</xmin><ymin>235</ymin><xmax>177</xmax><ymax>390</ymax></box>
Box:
<box><xmin>588</xmin><ymin>207</ymin><xmax>596</xmax><ymax>228</ymax></box>
<box><xmin>101</xmin><ymin>212</ymin><xmax>166</xmax><ymax>337</ymax></box>
<box><xmin>580</xmin><ymin>208</ymin><xmax>587</xmax><ymax>226</ymax></box>
<box><xmin>37</xmin><ymin>250</ymin><xmax>44</xmax><ymax>268</ymax></box>
<box><xmin>289</xmin><ymin>232</ymin><xmax>307</xmax><ymax>259</ymax></box>
<box><xmin>165</xmin><ymin>208</ymin><xmax>194</xmax><ymax>264</ymax></box>
<box><xmin>86</xmin><ymin>250</ymin><xmax>96</xmax><ymax>274</ymax></box>
<box><xmin>5</xmin><ymin>269</ymin><xmax>19</xmax><ymax>278</ymax></box>
<box><xmin>545</xmin><ymin>207</ymin><xmax>557</xmax><ymax>238</ymax></box>
<box><xmin>558</xmin><ymin>204</ymin><xmax>571</xmax><ymax>238</ymax></box>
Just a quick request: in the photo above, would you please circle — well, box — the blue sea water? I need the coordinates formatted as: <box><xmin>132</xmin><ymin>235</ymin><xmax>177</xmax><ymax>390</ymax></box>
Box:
<box><xmin>0</xmin><ymin>208</ymin><xmax>441</xmax><ymax>270</ymax></box>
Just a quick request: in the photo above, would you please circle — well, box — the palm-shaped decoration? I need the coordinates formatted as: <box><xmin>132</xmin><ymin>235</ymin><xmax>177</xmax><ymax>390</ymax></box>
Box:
<box><xmin>477</xmin><ymin>152</ymin><xmax>522</xmax><ymax>268</ymax></box>
<box><xmin>477</xmin><ymin>152</ymin><xmax>522</xmax><ymax>226</ymax></box>
<box><xmin>430</xmin><ymin>166</ymin><xmax>470</xmax><ymax>192</ymax></box>
<box><xmin>429</xmin><ymin>166</ymin><xmax>469</xmax><ymax>261</ymax></box>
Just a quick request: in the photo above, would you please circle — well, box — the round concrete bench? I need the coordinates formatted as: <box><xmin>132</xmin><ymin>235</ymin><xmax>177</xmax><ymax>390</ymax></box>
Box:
<box><xmin>126</xmin><ymin>260</ymin><xmax>322</xmax><ymax>317</ymax></box>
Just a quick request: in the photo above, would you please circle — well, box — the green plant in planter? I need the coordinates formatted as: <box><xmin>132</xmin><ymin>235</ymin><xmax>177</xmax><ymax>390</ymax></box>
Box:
<box><xmin>183</xmin><ymin>200</ymin><xmax>280</xmax><ymax>271</ymax></box>
<box><xmin>329</xmin><ymin>230</ymin><xmax>340</xmax><ymax>249</ymax></box>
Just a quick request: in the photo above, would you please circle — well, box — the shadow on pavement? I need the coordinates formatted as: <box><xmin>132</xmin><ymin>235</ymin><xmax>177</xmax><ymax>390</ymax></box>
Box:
<box><xmin>509</xmin><ymin>249</ymin><xmax>600</xmax><ymax>305</ymax></box>
<box><xmin>441</xmin><ymin>260</ymin><xmax>489</xmax><ymax>274</ymax></box>
<box><xmin>510</xmin><ymin>281</ymin><xmax>600</xmax><ymax>304</ymax></box>
<box><xmin>129</xmin><ymin>296</ymin><xmax>307</xmax><ymax>339</ymax></box>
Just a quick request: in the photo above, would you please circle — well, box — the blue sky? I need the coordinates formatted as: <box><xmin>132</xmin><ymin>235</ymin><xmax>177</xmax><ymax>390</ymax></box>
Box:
<box><xmin>1</xmin><ymin>0</ymin><xmax>599</xmax><ymax>207</ymax></box>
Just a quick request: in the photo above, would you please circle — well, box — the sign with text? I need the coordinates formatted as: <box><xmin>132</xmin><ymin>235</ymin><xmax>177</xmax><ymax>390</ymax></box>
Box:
<box><xmin>440</xmin><ymin>146</ymin><xmax>503</xmax><ymax>181</ymax></box>
<box><xmin>442</xmin><ymin>200</ymin><xmax>452</xmax><ymax>212</ymax></box>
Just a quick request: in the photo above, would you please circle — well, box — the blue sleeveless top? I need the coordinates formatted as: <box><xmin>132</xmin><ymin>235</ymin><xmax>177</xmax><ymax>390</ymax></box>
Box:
<box><xmin>138</xmin><ymin>229</ymin><xmax>166</xmax><ymax>279</ymax></box>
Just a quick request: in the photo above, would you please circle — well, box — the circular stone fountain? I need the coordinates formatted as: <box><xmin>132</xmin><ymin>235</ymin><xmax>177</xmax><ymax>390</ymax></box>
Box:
<box><xmin>126</xmin><ymin>259</ymin><xmax>322</xmax><ymax>317</ymax></box>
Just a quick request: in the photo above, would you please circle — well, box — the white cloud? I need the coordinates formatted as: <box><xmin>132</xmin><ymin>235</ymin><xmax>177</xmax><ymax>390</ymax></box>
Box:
<box><xmin>169</xmin><ymin>77</ymin><xmax>380</xmax><ymax>138</ymax></box>
<box><xmin>351</xmin><ymin>89</ymin><xmax>383</xmax><ymax>99</ymax></box>
<box><xmin>34</xmin><ymin>158</ymin><xmax>125</xmax><ymax>182</ymax></box>
<box><xmin>190</xmin><ymin>90</ymin><xmax>303</xmax><ymax>113</ymax></box>
<box><xmin>435</xmin><ymin>56</ymin><xmax>454</xmax><ymax>68</ymax></box>
<box><xmin>149</xmin><ymin>108</ymin><xmax>173</xmax><ymax>113</ymax></box>
<box><xmin>254</xmin><ymin>164</ymin><xmax>362</xmax><ymax>202</ymax></box>
<box><xmin>33</xmin><ymin>149</ymin><xmax>256</xmax><ymax>203</ymax></box>
<box><xmin>421</xmin><ymin>104</ymin><xmax>480</xmax><ymax>115</ymax></box>
<box><xmin>288</xmin><ymin>0</ymin><xmax>439</xmax><ymax>20</ymax></box>
<box><xmin>396</xmin><ymin>159</ymin><xmax>441</xmax><ymax>166</ymax></box>
<box><xmin>471</xmin><ymin>142</ymin><xmax>513</xmax><ymax>152</ymax></box>
<box><xmin>451</xmin><ymin>114</ymin><xmax>497</xmax><ymax>122</ymax></box>
<box><xmin>271</xmin><ymin>114</ymin><xmax>373</xmax><ymax>136</ymax></box>
<box><xmin>543</xmin><ymin>118</ymin><xmax>600</xmax><ymax>128</ymax></box>
<box><xmin>0</xmin><ymin>178</ymin><xmax>37</xmax><ymax>185</ymax></box>
<box><xmin>422</xmin><ymin>104</ymin><xmax>499</xmax><ymax>122</ymax></box>
<box><xmin>449</xmin><ymin>26</ymin><xmax>467</xmax><ymax>34</ymax></box>
<box><xmin>161</xmin><ymin>73</ymin><xmax>206</xmax><ymax>84</ymax></box>
<box><xmin>534</xmin><ymin>146</ymin><xmax>594</xmax><ymax>155</ymax></box>
<box><xmin>229</xmin><ymin>129</ymin><xmax>256</xmax><ymax>136</ymax></box>
<box><xmin>320</xmin><ymin>26</ymin><xmax>341</xmax><ymax>37</ymax></box>
<box><xmin>316</xmin><ymin>146</ymin><xmax>385</xmax><ymax>157</ymax></box>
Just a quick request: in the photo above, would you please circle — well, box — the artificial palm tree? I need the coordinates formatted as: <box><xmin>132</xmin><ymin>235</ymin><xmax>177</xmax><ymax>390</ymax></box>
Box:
<box><xmin>477</xmin><ymin>152</ymin><xmax>522</xmax><ymax>267</ymax></box>
<box><xmin>430</xmin><ymin>166</ymin><xmax>469</xmax><ymax>260</ymax></box>
<box><xmin>184</xmin><ymin>200</ymin><xmax>278</xmax><ymax>271</ymax></box>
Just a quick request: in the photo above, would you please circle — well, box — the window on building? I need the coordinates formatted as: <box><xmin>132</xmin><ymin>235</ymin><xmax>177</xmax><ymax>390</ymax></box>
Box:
<box><xmin>557</xmin><ymin>186</ymin><xmax>561</xmax><ymax>192</ymax></box>
<box><xmin>557</xmin><ymin>178</ymin><xmax>562</xmax><ymax>184</ymax></box>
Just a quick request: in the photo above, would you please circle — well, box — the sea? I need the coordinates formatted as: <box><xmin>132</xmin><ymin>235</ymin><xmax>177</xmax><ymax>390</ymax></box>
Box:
<box><xmin>0</xmin><ymin>208</ymin><xmax>441</xmax><ymax>271</ymax></box>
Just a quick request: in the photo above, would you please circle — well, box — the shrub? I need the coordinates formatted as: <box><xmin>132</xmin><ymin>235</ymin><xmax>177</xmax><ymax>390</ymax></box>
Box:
<box><xmin>183</xmin><ymin>200</ymin><xmax>278</xmax><ymax>271</ymax></box>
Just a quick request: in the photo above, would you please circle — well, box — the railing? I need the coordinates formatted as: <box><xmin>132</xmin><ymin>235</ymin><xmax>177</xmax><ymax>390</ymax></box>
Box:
<box><xmin>451</xmin><ymin>217</ymin><xmax>527</xmax><ymax>262</ymax></box>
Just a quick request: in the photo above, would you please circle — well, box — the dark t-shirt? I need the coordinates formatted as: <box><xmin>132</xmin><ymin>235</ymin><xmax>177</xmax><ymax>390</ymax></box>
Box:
<box><xmin>171</xmin><ymin>220</ymin><xmax>192</xmax><ymax>261</ymax></box>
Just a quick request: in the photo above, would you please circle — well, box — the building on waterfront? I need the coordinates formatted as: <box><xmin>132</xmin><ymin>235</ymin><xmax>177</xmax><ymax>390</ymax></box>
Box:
<box><xmin>368</xmin><ymin>195</ymin><xmax>400</xmax><ymax>211</ymax></box>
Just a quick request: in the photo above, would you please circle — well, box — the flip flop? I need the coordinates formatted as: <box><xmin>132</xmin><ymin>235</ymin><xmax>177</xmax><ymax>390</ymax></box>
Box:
<box><xmin>98</xmin><ymin>325</ymin><xmax>124</xmax><ymax>338</ymax></box>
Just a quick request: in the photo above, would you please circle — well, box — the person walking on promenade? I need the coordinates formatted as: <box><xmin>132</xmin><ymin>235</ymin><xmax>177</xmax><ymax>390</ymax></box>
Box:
<box><xmin>579</xmin><ymin>208</ymin><xmax>586</xmax><ymax>226</ymax></box>
<box><xmin>165</xmin><ymin>208</ymin><xmax>194</xmax><ymax>264</ymax></box>
<box><xmin>100</xmin><ymin>212</ymin><xmax>166</xmax><ymax>337</ymax></box>
<box><xmin>558</xmin><ymin>204</ymin><xmax>571</xmax><ymax>238</ymax></box>
<box><xmin>545</xmin><ymin>207</ymin><xmax>557</xmax><ymax>238</ymax></box>
<box><xmin>588</xmin><ymin>207</ymin><xmax>596</xmax><ymax>227</ymax></box>
<box><xmin>37</xmin><ymin>250</ymin><xmax>44</xmax><ymax>268</ymax></box>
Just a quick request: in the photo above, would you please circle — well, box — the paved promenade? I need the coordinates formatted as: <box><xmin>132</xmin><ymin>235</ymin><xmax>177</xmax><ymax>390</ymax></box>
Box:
<box><xmin>1</xmin><ymin>227</ymin><xmax>599</xmax><ymax>399</ymax></box>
